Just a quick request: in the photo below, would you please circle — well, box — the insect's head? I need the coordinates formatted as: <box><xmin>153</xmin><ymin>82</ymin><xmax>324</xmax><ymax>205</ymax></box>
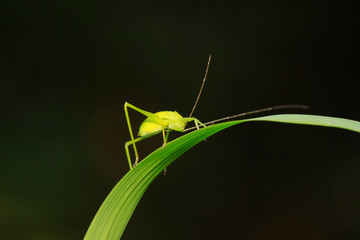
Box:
<box><xmin>166</xmin><ymin>111</ymin><xmax>187</xmax><ymax>132</ymax></box>
<box><xmin>155</xmin><ymin>111</ymin><xmax>186</xmax><ymax>132</ymax></box>
<box><xmin>168</xmin><ymin>121</ymin><xmax>186</xmax><ymax>132</ymax></box>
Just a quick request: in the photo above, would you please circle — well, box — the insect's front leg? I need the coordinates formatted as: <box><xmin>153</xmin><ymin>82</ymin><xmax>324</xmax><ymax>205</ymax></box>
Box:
<box><xmin>184</xmin><ymin>117</ymin><xmax>207</xmax><ymax>130</ymax></box>
<box><xmin>194</xmin><ymin>118</ymin><xmax>206</xmax><ymax>128</ymax></box>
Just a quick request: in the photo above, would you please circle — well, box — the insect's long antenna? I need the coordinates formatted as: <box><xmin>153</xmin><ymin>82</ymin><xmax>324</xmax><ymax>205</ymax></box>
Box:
<box><xmin>188</xmin><ymin>55</ymin><xmax>211</xmax><ymax>118</ymax></box>
<box><xmin>184</xmin><ymin>104</ymin><xmax>309</xmax><ymax>132</ymax></box>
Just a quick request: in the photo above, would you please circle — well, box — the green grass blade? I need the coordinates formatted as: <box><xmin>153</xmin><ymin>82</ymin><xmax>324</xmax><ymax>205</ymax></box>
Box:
<box><xmin>84</xmin><ymin>114</ymin><xmax>360</xmax><ymax>240</ymax></box>
<box><xmin>250</xmin><ymin>114</ymin><xmax>360</xmax><ymax>133</ymax></box>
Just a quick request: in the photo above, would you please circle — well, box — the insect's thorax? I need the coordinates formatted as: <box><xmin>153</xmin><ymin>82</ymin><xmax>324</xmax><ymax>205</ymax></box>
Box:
<box><xmin>138</xmin><ymin>111</ymin><xmax>186</xmax><ymax>136</ymax></box>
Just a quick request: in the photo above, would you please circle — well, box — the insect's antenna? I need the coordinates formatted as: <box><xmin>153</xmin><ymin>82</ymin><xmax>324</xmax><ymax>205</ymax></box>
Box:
<box><xmin>184</xmin><ymin>104</ymin><xmax>309</xmax><ymax>132</ymax></box>
<box><xmin>188</xmin><ymin>55</ymin><xmax>211</xmax><ymax>118</ymax></box>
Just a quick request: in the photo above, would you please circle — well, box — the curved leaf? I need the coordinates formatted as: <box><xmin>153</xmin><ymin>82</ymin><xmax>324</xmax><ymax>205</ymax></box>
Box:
<box><xmin>84</xmin><ymin>114</ymin><xmax>360</xmax><ymax>240</ymax></box>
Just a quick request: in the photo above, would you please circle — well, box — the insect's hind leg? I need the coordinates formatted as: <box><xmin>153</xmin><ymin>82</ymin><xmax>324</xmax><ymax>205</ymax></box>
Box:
<box><xmin>125</xmin><ymin>134</ymin><xmax>156</xmax><ymax>170</ymax></box>
<box><xmin>124</xmin><ymin>102</ymin><xmax>140</xmax><ymax>169</ymax></box>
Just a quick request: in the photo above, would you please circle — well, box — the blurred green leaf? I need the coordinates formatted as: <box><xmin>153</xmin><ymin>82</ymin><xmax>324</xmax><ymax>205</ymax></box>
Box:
<box><xmin>84</xmin><ymin>114</ymin><xmax>360</xmax><ymax>240</ymax></box>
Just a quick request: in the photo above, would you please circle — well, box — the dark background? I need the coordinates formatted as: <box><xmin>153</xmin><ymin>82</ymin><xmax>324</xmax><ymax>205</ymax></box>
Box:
<box><xmin>1</xmin><ymin>1</ymin><xmax>360</xmax><ymax>239</ymax></box>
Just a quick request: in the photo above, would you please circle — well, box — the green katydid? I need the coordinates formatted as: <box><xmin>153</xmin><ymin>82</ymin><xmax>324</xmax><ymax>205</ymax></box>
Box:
<box><xmin>124</xmin><ymin>56</ymin><xmax>308</xmax><ymax>170</ymax></box>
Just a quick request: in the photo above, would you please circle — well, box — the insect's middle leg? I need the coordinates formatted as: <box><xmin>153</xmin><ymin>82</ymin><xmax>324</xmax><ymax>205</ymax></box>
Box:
<box><xmin>163</xmin><ymin>130</ymin><xmax>170</xmax><ymax>175</ymax></box>
<box><xmin>162</xmin><ymin>129</ymin><xmax>170</xmax><ymax>149</ymax></box>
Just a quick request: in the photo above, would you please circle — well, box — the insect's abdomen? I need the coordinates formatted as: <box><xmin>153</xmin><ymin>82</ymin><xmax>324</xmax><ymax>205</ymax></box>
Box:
<box><xmin>138</xmin><ymin>119</ymin><xmax>163</xmax><ymax>136</ymax></box>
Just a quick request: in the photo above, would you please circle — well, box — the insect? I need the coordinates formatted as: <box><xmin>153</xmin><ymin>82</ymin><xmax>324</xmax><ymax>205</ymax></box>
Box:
<box><xmin>124</xmin><ymin>56</ymin><xmax>308</xmax><ymax>170</ymax></box>
<box><xmin>124</xmin><ymin>56</ymin><xmax>211</xmax><ymax>170</ymax></box>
